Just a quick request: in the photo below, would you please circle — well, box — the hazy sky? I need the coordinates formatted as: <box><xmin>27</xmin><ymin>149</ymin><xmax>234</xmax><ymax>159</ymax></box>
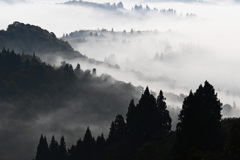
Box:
<box><xmin>1</xmin><ymin>0</ymin><xmax>240</xmax><ymax>105</ymax></box>
<box><xmin>1</xmin><ymin>0</ymin><xmax>240</xmax><ymax>160</ymax></box>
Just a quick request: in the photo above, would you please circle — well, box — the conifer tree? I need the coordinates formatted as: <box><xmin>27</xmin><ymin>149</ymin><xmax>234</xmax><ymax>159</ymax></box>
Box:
<box><xmin>108</xmin><ymin>114</ymin><xmax>127</xmax><ymax>144</ymax></box>
<box><xmin>127</xmin><ymin>87</ymin><xmax>171</xmax><ymax>142</ymax></box>
<box><xmin>134</xmin><ymin>87</ymin><xmax>158</xmax><ymax>141</ymax></box>
<box><xmin>49</xmin><ymin>135</ymin><xmax>59</xmax><ymax>160</ymax></box>
<box><xmin>96</xmin><ymin>133</ymin><xmax>106</xmax><ymax>159</ymax></box>
<box><xmin>75</xmin><ymin>63</ymin><xmax>80</xmax><ymax>72</ymax></box>
<box><xmin>176</xmin><ymin>81</ymin><xmax>223</xmax><ymax>152</ymax></box>
<box><xmin>83</xmin><ymin>127</ymin><xmax>95</xmax><ymax>147</ymax></box>
<box><xmin>36</xmin><ymin>135</ymin><xmax>49</xmax><ymax>160</ymax></box>
<box><xmin>59</xmin><ymin>136</ymin><xmax>67</xmax><ymax>160</ymax></box>
<box><xmin>126</xmin><ymin>87</ymin><xmax>172</xmax><ymax>142</ymax></box>
<box><xmin>126</xmin><ymin>99</ymin><xmax>135</xmax><ymax>124</ymax></box>
<box><xmin>96</xmin><ymin>133</ymin><xmax>105</xmax><ymax>148</ymax></box>
<box><xmin>83</xmin><ymin>127</ymin><xmax>95</xmax><ymax>160</ymax></box>
<box><xmin>126</xmin><ymin>99</ymin><xmax>136</xmax><ymax>140</ymax></box>
<box><xmin>156</xmin><ymin>90</ymin><xmax>172</xmax><ymax>133</ymax></box>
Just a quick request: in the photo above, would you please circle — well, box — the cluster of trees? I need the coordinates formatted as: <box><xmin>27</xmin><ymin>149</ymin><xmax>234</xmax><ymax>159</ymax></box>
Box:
<box><xmin>35</xmin><ymin>80</ymin><xmax>240</xmax><ymax>160</ymax></box>
<box><xmin>2</xmin><ymin>48</ymin><xmax>240</xmax><ymax>159</ymax></box>
<box><xmin>36</xmin><ymin>87</ymin><xmax>172</xmax><ymax>160</ymax></box>
<box><xmin>65</xmin><ymin>1</ymin><xmax>124</xmax><ymax>11</ymax></box>
<box><xmin>0</xmin><ymin>48</ymin><xmax>78</xmax><ymax>108</ymax></box>
<box><xmin>0</xmin><ymin>22</ymin><xmax>81</xmax><ymax>60</ymax></box>
<box><xmin>0</xmin><ymin>48</ymin><xmax>144</xmax><ymax>160</ymax></box>
<box><xmin>35</xmin><ymin>135</ymin><xmax>68</xmax><ymax>160</ymax></box>
<box><xmin>0</xmin><ymin>48</ymin><xmax>142</xmax><ymax>123</ymax></box>
<box><xmin>0</xmin><ymin>22</ymin><xmax>123</xmax><ymax>69</ymax></box>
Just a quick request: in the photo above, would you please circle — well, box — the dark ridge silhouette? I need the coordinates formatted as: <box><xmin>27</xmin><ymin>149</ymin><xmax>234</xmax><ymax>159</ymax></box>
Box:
<box><xmin>62</xmin><ymin>0</ymin><xmax>185</xmax><ymax>16</ymax></box>
<box><xmin>0</xmin><ymin>48</ymin><xmax>142</xmax><ymax>113</ymax></box>
<box><xmin>63</xmin><ymin>0</ymin><xmax>124</xmax><ymax>11</ymax></box>
<box><xmin>34</xmin><ymin>83</ymin><xmax>240</xmax><ymax>160</ymax></box>
<box><xmin>0</xmin><ymin>22</ymin><xmax>120</xmax><ymax>69</ymax></box>
<box><xmin>34</xmin><ymin>87</ymin><xmax>173</xmax><ymax>160</ymax></box>
<box><xmin>1</xmin><ymin>48</ymin><xmax>240</xmax><ymax>160</ymax></box>
<box><xmin>0</xmin><ymin>22</ymin><xmax>82</xmax><ymax>59</ymax></box>
<box><xmin>0</xmin><ymin>49</ymin><xmax>142</xmax><ymax>160</ymax></box>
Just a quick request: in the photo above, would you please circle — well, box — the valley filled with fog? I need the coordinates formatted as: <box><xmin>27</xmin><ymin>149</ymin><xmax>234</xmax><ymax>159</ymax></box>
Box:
<box><xmin>2</xmin><ymin>0</ymin><xmax>237</xmax><ymax>109</ymax></box>
<box><xmin>1</xmin><ymin>0</ymin><xmax>240</xmax><ymax>160</ymax></box>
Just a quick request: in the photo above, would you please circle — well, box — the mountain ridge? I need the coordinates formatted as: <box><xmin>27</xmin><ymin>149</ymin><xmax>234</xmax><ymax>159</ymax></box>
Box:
<box><xmin>0</xmin><ymin>21</ymin><xmax>120</xmax><ymax>69</ymax></box>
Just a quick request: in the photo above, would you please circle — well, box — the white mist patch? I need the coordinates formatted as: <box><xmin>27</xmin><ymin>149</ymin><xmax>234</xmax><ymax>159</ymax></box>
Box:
<box><xmin>60</xmin><ymin>2</ymin><xmax>240</xmax><ymax>112</ymax></box>
<box><xmin>1</xmin><ymin>0</ymin><xmax>240</xmax><ymax>109</ymax></box>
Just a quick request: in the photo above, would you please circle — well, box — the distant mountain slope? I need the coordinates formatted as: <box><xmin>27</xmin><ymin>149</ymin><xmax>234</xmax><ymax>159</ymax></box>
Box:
<box><xmin>62</xmin><ymin>0</ymin><xmax>197</xmax><ymax>17</ymax></box>
<box><xmin>64</xmin><ymin>0</ymin><xmax>124</xmax><ymax>11</ymax></box>
<box><xmin>0</xmin><ymin>22</ymin><xmax>120</xmax><ymax>68</ymax></box>
<box><xmin>0</xmin><ymin>22</ymin><xmax>83</xmax><ymax>59</ymax></box>
<box><xmin>0</xmin><ymin>48</ymin><xmax>142</xmax><ymax>160</ymax></box>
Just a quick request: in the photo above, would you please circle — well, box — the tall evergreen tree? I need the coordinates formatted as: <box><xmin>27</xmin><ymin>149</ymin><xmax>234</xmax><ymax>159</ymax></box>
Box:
<box><xmin>83</xmin><ymin>127</ymin><xmax>95</xmax><ymax>148</ymax></box>
<box><xmin>126</xmin><ymin>99</ymin><xmax>135</xmax><ymax>124</ymax></box>
<box><xmin>126</xmin><ymin>99</ymin><xmax>136</xmax><ymax>139</ymax></box>
<box><xmin>156</xmin><ymin>90</ymin><xmax>172</xmax><ymax>133</ymax></box>
<box><xmin>36</xmin><ymin>135</ymin><xmax>49</xmax><ymax>160</ymax></box>
<box><xmin>126</xmin><ymin>87</ymin><xmax>172</xmax><ymax>143</ymax></box>
<box><xmin>135</xmin><ymin>87</ymin><xmax>158</xmax><ymax>141</ymax></box>
<box><xmin>96</xmin><ymin>133</ymin><xmax>106</xmax><ymax>148</ymax></box>
<box><xmin>107</xmin><ymin>114</ymin><xmax>127</xmax><ymax>144</ymax></box>
<box><xmin>49</xmin><ymin>135</ymin><xmax>59</xmax><ymax>160</ymax></box>
<box><xmin>82</xmin><ymin>127</ymin><xmax>95</xmax><ymax>160</ymax></box>
<box><xmin>176</xmin><ymin>81</ymin><xmax>223</xmax><ymax>153</ymax></box>
<box><xmin>59</xmin><ymin>136</ymin><xmax>67</xmax><ymax>160</ymax></box>
<box><xmin>96</xmin><ymin>133</ymin><xmax>106</xmax><ymax>160</ymax></box>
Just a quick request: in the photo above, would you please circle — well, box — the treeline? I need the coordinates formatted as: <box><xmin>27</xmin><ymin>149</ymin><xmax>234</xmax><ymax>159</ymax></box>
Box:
<box><xmin>1</xmin><ymin>48</ymin><xmax>240</xmax><ymax>160</ymax></box>
<box><xmin>0</xmin><ymin>47</ymin><xmax>81</xmax><ymax>114</ymax></box>
<box><xmin>0</xmin><ymin>48</ymin><xmax>141</xmax><ymax>122</ymax></box>
<box><xmin>35</xmin><ymin>82</ymin><xmax>240</xmax><ymax>160</ymax></box>
<box><xmin>0</xmin><ymin>22</ymin><xmax>81</xmax><ymax>59</ymax></box>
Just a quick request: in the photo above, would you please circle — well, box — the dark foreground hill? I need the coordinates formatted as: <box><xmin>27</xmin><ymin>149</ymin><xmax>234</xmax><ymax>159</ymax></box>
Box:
<box><xmin>0</xmin><ymin>49</ymin><xmax>142</xmax><ymax>160</ymax></box>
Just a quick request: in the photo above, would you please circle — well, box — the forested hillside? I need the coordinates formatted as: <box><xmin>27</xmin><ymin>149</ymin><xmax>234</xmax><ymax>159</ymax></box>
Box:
<box><xmin>0</xmin><ymin>49</ymin><xmax>142</xmax><ymax>160</ymax></box>
<box><xmin>0</xmin><ymin>22</ymin><xmax>82</xmax><ymax>59</ymax></box>
<box><xmin>0</xmin><ymin>22</ymin><xmax>120</xmax><ymax>68</ymax></box>
<box><xmin>34</xmin><ymin>81</ymin><xmax>240</xmax><ymax>160</ymax></box>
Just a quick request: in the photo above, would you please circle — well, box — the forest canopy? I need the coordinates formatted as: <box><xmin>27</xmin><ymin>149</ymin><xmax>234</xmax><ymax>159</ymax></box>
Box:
<box><xmin>1</xmin><ymin>49</ymin><xmax>240</xmax><ymax>160</ymax></box>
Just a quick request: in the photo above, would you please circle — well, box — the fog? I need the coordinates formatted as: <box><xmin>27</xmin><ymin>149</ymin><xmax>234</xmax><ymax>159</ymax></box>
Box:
<box><xmin>1</xmin><ymin>0</ymin><xmax>240</xmax><ymax>159</ymax></box>
<box><xmin>57</xmin><ymin>1</ymin><xmax>240</xmax><ymax>108</ymax></box>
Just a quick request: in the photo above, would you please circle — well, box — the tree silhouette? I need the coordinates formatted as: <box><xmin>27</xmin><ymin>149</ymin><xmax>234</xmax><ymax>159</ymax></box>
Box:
<box><xmin>126</xmin><ymin>87</ymin><xmax>171</xmax><ymax>143</ymax></box>
<box><xmin>83</xmin><ymin>127</ymin><xmax>95</xmax><ymax>147</ymax></box>
<box><xmin>36</xmin><ymin>135</ymin><xmax>49</xmax><ymax>160</ymax></box>
<box><xmin>59</xmin><ymin>136</ymin><xmax>67</xmax><ymax>160</ymax></box>
<box><xmin>49</xmin><ymin>135</ymin><xmax>59</xmax><ymax>160</ymax></box>
<box><xmin>32</xmin><ymin>82</ymin><xmax>240</xmax><ymax>160</ymax></box>
<box><xmin>135</xmin><ymin>87</ymin><xmax>158</xmax><ymax>141</ymax></box>
<box><xmin>156</xmin><ymin>90</ymin><xmax>172</xmax><ymax>134</ymax></box>
<box><xmin>82</xmin><ymin>127</ymin><xmax>96</xmax><ymax>160</ymax></box>
<box><xmin>96</xmin><ymin>133</ymin><xmax>105</xmax><ymax>148</ymax></box>
<box><xmin>126</xmin><ymin>99</ymin><xmax>137</xmax><ymax>140</ymax></box>
<box><xmin>177</xmin><ymin>81</ymin><xmax>223</xmax><ymax>153</ymax></box>
<box><xmin>96</xmin><ymin>133</ymin><xmax>106</xmax><ymax>160</ymax></box>
<box><xmin>74</xmin><ymin>63</ymin><xmax>81</xmax><ymax>72</ymax></box>
<box><xmin>107</xmin><ymin>114</ymin><xmax>127</xmax><ymax>144</ymax></box>
<box><xmin>68</xmin><ymin>138</ymin><xmax>83</xmax><ymax>160</ymax></box>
